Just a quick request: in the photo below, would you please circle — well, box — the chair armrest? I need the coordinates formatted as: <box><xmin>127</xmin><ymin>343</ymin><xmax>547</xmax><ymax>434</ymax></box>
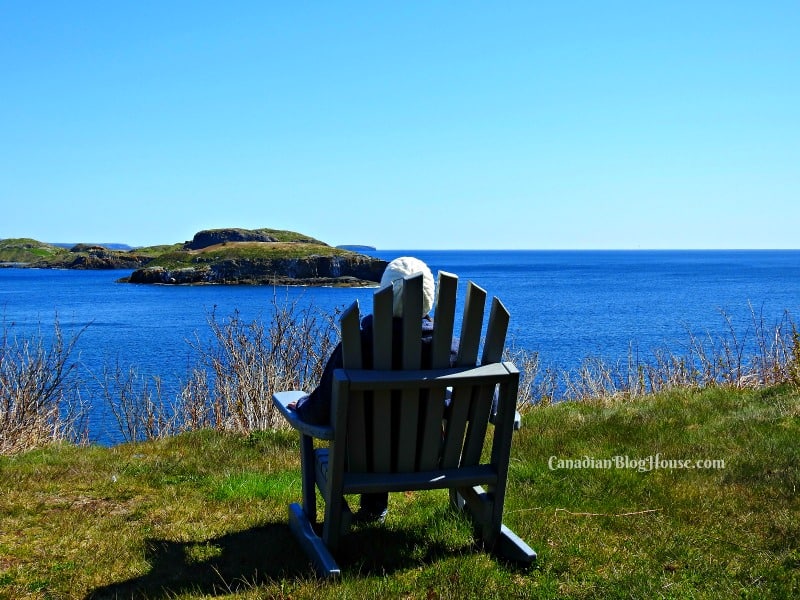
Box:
<box><xmin>272</xmin><ymin>391</ymin><xmax>335</xmax><ymax>440</ymax></box>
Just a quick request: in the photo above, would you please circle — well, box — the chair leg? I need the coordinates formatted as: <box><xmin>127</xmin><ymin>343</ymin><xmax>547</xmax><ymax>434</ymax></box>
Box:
<box><xmin>321</xmin><ymin>489</ymin><xmax>347</xmax><ymax>551</ymax></box>
<box><xmin>288</xmin><ymin>503</ymin><xmax>341</xmax><ymax>578</ymax></box>
<box><xmin>449</xmin><ymin>488</ymin><xmax>466</xmax><ymax>511</ymax></box>
<box><xmin>452</xmin><ymin>485</ymin><xmax>490</xmax><ymax>522</ymax></box>
<box><xmin>495</xmin><ymin>524</ymin><xmax>537</xmax><ymax>564</ymax></box>
<box><xmin>451</xmin><ymin>486</ymin><xmax>536</xmax><ymax>565</ymax></box>
<box><xmin>299</xmin><ymin>434</ymin><xmax>316</xmax><ymax>523</ymax></box>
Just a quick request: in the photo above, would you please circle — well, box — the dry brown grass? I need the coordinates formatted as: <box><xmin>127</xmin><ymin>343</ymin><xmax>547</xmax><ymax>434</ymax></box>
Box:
<box><xmin>0</xmin><ymin>318</ymin><xmax>87</xmax><ymax>455</ymax></box>
<box><xmin>510</xmin><ymin>306</ymin><xmax>800</xmax><ymax>410</ymax></box>
<box><xmin>7</xmin><ymin>298</ymin><xmax>800</xmax><ymax>452</ymax></box>
<box><xmin>101</xmin><ymin>295</ymin><xmax>339</xmax><ymax>442</ymax></box>
<box><xmin>188</xmin><ymin>241</ymin><xmax>299</xmax><ymax>254</ymax></box>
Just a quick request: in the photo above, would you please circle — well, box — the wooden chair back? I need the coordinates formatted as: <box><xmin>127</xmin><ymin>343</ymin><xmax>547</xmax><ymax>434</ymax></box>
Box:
<box><xmin>329</xmin><ymin>271</ymin><xmax>517</xmax><ymax>490</ymax></box>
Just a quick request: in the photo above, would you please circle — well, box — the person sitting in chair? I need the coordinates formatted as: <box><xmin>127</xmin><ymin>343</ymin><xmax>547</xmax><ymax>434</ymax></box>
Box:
<box><xmin>289</xmin><ymin>256</ymin><xmax>459</xmax><ymax>523</ymax></box>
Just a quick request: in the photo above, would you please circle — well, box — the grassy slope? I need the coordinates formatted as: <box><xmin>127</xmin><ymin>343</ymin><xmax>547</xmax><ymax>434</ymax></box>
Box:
<box><xmin>252</xmin><ymin>228</ymin><xmax>326</xmax><ymax>244</ymax></box>
<box><xmin>121</xmin><ymin>243</ymin><xmax>184</xmax><ymax>258</ymax></box>
<box><xmin>1</xmin><ymin>387</ymin><xmax>798</xmax><ymax>599</ymax></box>
<box><xmin>148</xmin><ymin>242</ymin><xmax>353</xmax><ymax>269</ymax></box>
<box><xmin>0</xmin><ymin>238</ymin><xmax>67</xmax><ymax>263</ymax></box>
<box><xmin>0</xmin><ymin>238</ymin><xmax>164</xmax><ymax>266</ymax></box>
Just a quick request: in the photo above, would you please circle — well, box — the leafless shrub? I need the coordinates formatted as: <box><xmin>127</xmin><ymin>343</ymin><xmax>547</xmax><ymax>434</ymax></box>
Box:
<box><xmin>512</xmin><ymin>305</ymin><xmax>800</xmax><ymax>408</ymax></box>
<box><xmin>680</xmin><ymin>309</ymin><xmax>749</xmax><ymax>388</ymax></box>
<box><xmin>183</xmin><ymin>297</ymin><xmax>338</xmax><ymax>434</ymax></box>
<box><xmin>504</xmin><ymin>343</ymin><xmax>558</xmax><ymax>409</ymax></box>
<box><xmin>749</xmin><ymin>306</ymin><xmax>797</xmax><ymax>386</ymax></box>
<box><xmin>102</xmin><ymin>295</ymin><xmax>340</xmax><ymax>441</ymax></box>
<box><xmin>0</xmin><ymin>318</ymin><xmax>87</xmax><ymax>454</ymax></box>
<box><xmin>677</xmin><ymin>306</ymin><xmax>798</xmax><ymax>390</ymax></box>
<box><xmin>100</xmin><ymin>295</ymin><xmax>800</xmax><ymax>439</ymax></box>
<box><xmin>176</xmin><ymin>367</ymin><xmax>216</xmax><ymax>432</ymax></box>
<box><xmin>563</xmin><ymin>355</ymin><xmax>620</xmax><ymax>402</ymax></box>
<box><xmin>101</xmin><ymin>363</ymin><xmax>179</xmax><ymax>442</ymax></box>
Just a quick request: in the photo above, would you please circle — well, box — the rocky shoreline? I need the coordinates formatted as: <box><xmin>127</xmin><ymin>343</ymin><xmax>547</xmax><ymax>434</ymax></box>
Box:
<box><xmin>121</xmin><ymin>255</ymin><xmax>385</xmax><ymax>286</ymax></box>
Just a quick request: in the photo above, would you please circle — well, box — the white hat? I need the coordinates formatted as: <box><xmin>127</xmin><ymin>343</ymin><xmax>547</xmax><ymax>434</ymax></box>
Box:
<box><xmin>380</xmin><ymin>256</ymin><xmax>435</xmax><ymax>317</ymax></box>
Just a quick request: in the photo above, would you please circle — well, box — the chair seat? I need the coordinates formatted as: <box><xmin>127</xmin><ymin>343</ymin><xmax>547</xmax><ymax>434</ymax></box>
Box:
<box><xmin>314</xmin><ymin>447</ymin><xmax>500</xmax><ymax>497</ymax></box>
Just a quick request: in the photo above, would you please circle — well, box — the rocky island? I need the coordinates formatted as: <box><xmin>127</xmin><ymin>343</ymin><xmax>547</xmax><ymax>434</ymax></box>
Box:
<box><xmin>0</xmin><ymin>228</ymin><xmax>387</xmax><ymax>287</ymax></box>
<box><xmin>0</xmin><ymin>238</ymin><xmax>154</xmax><ymax>269</ymax></box>
<box><xmin>124</xmin><ymin>228</ymin><xmax>386</xmax><ymax>286</ymax></box>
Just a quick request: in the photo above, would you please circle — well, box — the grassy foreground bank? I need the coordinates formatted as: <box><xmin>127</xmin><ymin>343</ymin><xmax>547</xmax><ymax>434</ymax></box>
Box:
<box><xmin>1</xmin><ymin>386</ymin><xmax>798</xmax><ymax>599</ymax></box>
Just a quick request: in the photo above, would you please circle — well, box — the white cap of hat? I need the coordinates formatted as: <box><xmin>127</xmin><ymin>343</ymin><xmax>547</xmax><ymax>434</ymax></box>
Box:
<box><xmin>379</xmin><ymin>256</ymin><xmax>435</xmax><ymax>317</ymax></box>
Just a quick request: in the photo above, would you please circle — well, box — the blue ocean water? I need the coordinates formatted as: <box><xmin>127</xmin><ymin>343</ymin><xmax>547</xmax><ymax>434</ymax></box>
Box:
<box><xmin>2</xmin><ymin>250</ymin><xmax>799</xmax><ymax>444</ymax></box>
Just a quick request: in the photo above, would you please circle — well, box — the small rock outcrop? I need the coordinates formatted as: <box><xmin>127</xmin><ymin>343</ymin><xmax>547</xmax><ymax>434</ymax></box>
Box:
<box><xmin>185</xmin><ymin>229</ymin><xmax>280</xmax><ymax>250</ymax></box>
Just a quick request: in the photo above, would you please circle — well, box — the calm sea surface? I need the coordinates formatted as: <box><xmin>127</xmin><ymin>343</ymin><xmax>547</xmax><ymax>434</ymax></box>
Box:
<box><xmin>2</xmin><ymin>250</ymin><xmax>799</xmax><ymax>444</ymax></box>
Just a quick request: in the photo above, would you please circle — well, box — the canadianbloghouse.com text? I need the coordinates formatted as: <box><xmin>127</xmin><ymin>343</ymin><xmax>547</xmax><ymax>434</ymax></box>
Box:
<box><xmin>548</xmin><ymin>454</ymin><xmax>725</xmax><ymax>473</ymax></box>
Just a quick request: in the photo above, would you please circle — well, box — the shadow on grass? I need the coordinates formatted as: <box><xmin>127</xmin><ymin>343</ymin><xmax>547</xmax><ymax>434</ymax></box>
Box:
<box><xmin>85</xmin><ymin>519</ymin><xmax>476</xmax><ymax>598</ymax></box>
<box><xmin>85</xmin><ymin>523</ymin><xmax>304</xmax><ymax>599</ymax></box>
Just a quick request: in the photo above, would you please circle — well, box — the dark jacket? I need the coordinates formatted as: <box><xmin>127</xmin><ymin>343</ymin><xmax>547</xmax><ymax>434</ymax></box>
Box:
<box><xmin>293</xmin><ymin>314</ymin><xmax>458</xmax><ymax>425</ymax></box>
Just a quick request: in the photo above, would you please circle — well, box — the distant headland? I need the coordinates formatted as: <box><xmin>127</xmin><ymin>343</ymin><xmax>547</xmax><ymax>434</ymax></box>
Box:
<box><xmin>0</xmin><ymin>228</ymin><xmax>387</xmax><ymax>287</ymax></box>
<box><xmin>336</xmin><ymin>244</ymin><xmax>377</xmax><ymax>252</ymax></box>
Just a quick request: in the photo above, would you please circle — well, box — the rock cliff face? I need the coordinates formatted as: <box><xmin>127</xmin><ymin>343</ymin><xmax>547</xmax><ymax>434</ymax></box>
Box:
<box><xmin>184</xmin><ymin>228</ymin><xmax>326</xmax><ymax>250</ymax></box>
<box><xmin>126</xmin><ymin>254</ymin><xmax>386</xmax><ymax>286</ymax></box>
<box><xmin>60</xmin><ymin>245</ymin><xmax>151</xmax><ymax>270</ymax></box>
<box><xmin>185</xmin><ymin>229</ymin><xmax>279</xmax><ymax>250</ymax></box>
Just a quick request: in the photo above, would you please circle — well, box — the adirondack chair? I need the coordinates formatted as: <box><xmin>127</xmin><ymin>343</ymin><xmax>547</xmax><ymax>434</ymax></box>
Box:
<box><xmin>272</xmin><ymin>271</ymin><xmax>536</xmax><ymax>577</ymax></box>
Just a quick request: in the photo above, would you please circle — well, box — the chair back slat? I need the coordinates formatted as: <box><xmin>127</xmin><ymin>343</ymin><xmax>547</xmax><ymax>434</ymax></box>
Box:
<box><xmin>395</xmin><ymin>275</ymin><xmax>424</xmax><ymax>472</ymax></box>
<box><xmin>454</xmin><ymin>297</ymin><xmax>510</xmax><ymax>466</ymax></box>
<box><xmin>482</xmin><ymin>297</ymin><xmax>510</xmax><ymax>365</ymax></box>
<box><xmin>396</xmin><ymin>387</ymin><xmax>419</xmax><ymax>472</ymax></box>
<box><xmin>417</xmin><ymin>385</ymin><xmax>448</xmax><ymax>470</ymax></box>
<box><xmin>419</xmin><ymin>271</ymin><xmax>457</xmax><ymax>470</ymax></box>
<box><xmin>456</xmin><ymin>282</ymin><xmax>486</xmax><ymax>366</ymax></box>
<box><xmin>371</xmin><ymin>285</ymin><xmax>394</xmax><ymax>472</ymax></box>
<box><xmin>461</xmin><ymin>384</ymin><xmax>494</xmax><ymax>466</ymax></box>
<box><xmin>372</xmin><ymin>285</ymin><xmax>394</xmax><ymax>369</ymax></box>
<box><xmin>431</xmin><ymin>272</ymin><xmax>458</xmax><ymax>368</ymax></box>
<box><xmin>370</xmin><ymin>388</ymin><xmax>393</xmax><ymax>473</ymax></box>
<box><xmin>340</xmin><ymin>302</ymin><xmax>362</xmax><ymax>370</ymax></box>
<box><xmin>340</xmin><ymin>302</ymin><xmax>368</xmax><ymax>472</ymax></box>
<box><xmin>401</xmin><ymin>274</ymin><xmax>423</xmax><ymax>370</ymax></box>
<box><xmin>441</xmin><ymin>384</ymin><xmax>472</xmax><ymax>468</ymax></box>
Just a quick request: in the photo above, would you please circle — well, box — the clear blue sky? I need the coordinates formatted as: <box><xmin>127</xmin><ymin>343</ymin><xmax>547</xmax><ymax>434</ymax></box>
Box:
<box><xmin>2</xmin><ymin>1</ymin><xmax>798</xmax><ymax>249</ymax></box>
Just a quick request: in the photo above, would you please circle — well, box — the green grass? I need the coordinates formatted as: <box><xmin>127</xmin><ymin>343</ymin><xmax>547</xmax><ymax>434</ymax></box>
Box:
<box><xmin>148</xmin><ymin>243</ymin><xmax>354</xmax><ymax>269</ymax></box>
<box><xmin>133</xmin><ymin>243</ymin><xmax>185</xmax><ymax>257</ymax></box>
<box><xmin>252</xmin><ymin>228</ymin><xmax>326</xmax><ymax>244</ymax></box>
<box><xmin>0</xmin><ymin>238</ymin><xmax>67</xmax><ymax>263</ymax></box>
<box><xmin>1</xmin><ymin>387</ymin><xmax>798</xmax><ymax>598</ymax></box>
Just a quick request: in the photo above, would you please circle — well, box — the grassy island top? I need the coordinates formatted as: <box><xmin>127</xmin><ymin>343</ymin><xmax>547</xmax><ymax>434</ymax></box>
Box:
<box><xmin>0</xmin><ymin>238</ymin><xmax>68</xmax><ymax>263</ymax></box>
<box><xmin>147</xmin><ymin>241</ymin><xmax>354</xmax><ymax>269</ymax></box>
